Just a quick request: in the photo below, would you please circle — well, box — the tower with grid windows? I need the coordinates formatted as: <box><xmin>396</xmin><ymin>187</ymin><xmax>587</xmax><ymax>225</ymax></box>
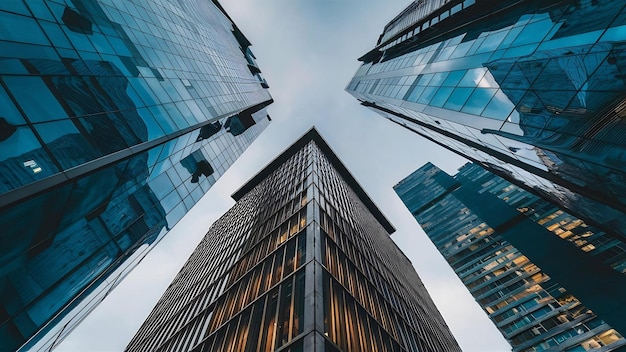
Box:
<box><xmin>126</xmin><ymin>128</ymin><xmax>461</xmax><ymax>352</ymax></box>
<box><xmin>394</xmin><ymin>162</ymin><xmax>626</xmax><ymax>351</ymax></box>
<box><xmin>0</xmin><ymin>1</ymin><xmax>272</xmax><ymax>350</ymax></box>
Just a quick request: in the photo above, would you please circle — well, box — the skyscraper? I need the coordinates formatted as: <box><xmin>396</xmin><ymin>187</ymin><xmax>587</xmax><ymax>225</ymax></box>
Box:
<box><xmin>126</xmin><ymin>128</ymin><xmax>461</xmax><ymax>352</ymax></box>
<box><xmin>347</xmin><ymin>0</ymin><xmax>626</xmax><ymax>240</ymax></box>
<box><xmin>394</xmin><ymin>162</ymin><xmax>626</xmax><ymax>351</ymax></box>
<box><xmin>0</xmin><ymin>1</ymin><xmax>272</xmax><ymax>350</ymax></box>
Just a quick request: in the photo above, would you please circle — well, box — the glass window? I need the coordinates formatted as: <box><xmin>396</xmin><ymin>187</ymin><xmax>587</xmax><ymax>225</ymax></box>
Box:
<box><xmin>429</xmin><ymin>72</ymin><xmax>450</xmax><ymax>86</ymax></box>
<box><xmin>135</xmin><ymin>107</ymin><xmax>166</xmax><ymax>141</ymax></box>
<box><xmin>0</xmin><ymin>84</ymin><xmax>26</xmax><ymax>125</ymax></box>
<box><xmin>40</xmin><ymin>21</ymin><xmax>74</xmax><ymax>49</ymax></box>
<box><xmin>443</xmin><ymin>70</ymin><xmax>465</xmax><ymax>86</ymax></box>
<box><xmin>481</xmin><ymin>89</ymin><xmax>516</xmax><ymax>120</ymax></box>
<box><xmin>464</xmin><ymin>0</ymin><xmax>476</xmax><ymax>7</ymax></box>
<box><xmin>148</xmin><ymin>105</ymin><xmax>178</xmax><ymax>134</ymax></box>
<box><xmin>25</xmin><ymin>0</ymin><xmax>55</xmax><ymax>21</ymax></box>
<box><xmin>4</xmin><ymin>76</ymin><xmax>69</xmax><ymax>123</ymax></box>
<box><xmin>444</xmin><ymin>87</ymin><xmax>474</xmax><ymax>111</ymax></box>
<box><xmin>459</xmin><ymin>68</ymin><xmax>487</xmax><ymax>87</ymax></box>
<box><xmin>0</xmin><ymin>11</ymin><xmax>49</xmax><ymax>45</ymax></box>
<box><xmin>165</xmin><ymin>201</ymin><xmax>186</xmax><ymax>225</ymax></box>
<box><xmin>451</xmin><ymin>3</ymin><xmax>462</xmax><ymax>15</ymax></box>
<box><xmin>476</xmin><ymin>31</ymin><xmax>508</xmax><ymax>53</ymax></box>
<box><xmin>513</xmin><ymin>18</ymin><xmax>554</xmax><ymax>47</ymax></box>
<box><xmin>498</xmin><ymin>26</ymin><xmax>523</xmax><ymax>50</ymax></box>
<box><xmin>450</xmin><ymin>41</ymin><xmax>473</xmax><ymax>59</ymax></box>
<box><xmin>0</xmin><ymin>126</ymin><xmax>58</xmax><ymax>190</ymax></box>
<box><xmin>462</xmin><ymin>88</ymin><xmax>497</xmax><ymax>115</ymax></box>
<box><xmin>430</xmin><ymin>87</ymin><xmax>454</xmax><ymax>107</ymax></box>
<box><xmin>34</xmin><ymin>120</ymin><xmax>100</xmax><ymax>170</ymax></box>
<box><xmin>63</xmin><ymin>26</ymin><xmax>97</xmax><ymax>52</ymax></box>
<box><xmin>417</xmin><ymin>86</ymin><xmax>437</xmax><ymax>104</ymax></box>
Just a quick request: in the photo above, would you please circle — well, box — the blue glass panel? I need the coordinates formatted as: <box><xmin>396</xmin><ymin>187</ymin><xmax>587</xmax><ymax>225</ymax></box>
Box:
<box><xmin>497</xmin><ymin>26</ymin><xmax>523</xmax><ymax>50</ymax></box>
<box><xmin>166</xmin><ymin>166</ymin><xmax>183</xmax><ymax>187</ymax></box>
<box><xmin>417</xmin><ymin>87</ymin><xmax>438</xmax><ymax>104</ymax></box>
<box><xmin>539</xmin><ymin>31</ymin><xmax>603</xmax><ymax>51</ymax></box>
<box><xmin>601</xmin><ymin>24</ymin><xmax>626</xmax><ymax>43</ymax></box>
<box><xmin>503</xmin><ymin>43</ymin><xmax>539</xmax><ymax>59</ymax></box>
<box><xmin>0</xmin><ymin>3</ymin><xmax>30</xmax><ymax>15</ymax></box>
<box><xmin>481</xmin><ymin>90</ymin><xmax>515</xmax><ymax>120</ymax></box>
<box><xmin>429</xmin><ymin>72</ymin><xmax>450</xmax><ymax>86</ymax></box>
<box><xmin>25</xmin><ymin>0</ymin><xmax>55</xmax><ymax>22</ymax></box>
<box><xmin>513</xmin><ymin>18</ymin><xmax>554</xmax><ymax>46</ymax></box>
<box><xmin>476</xmin><ymin>30</ymin><xmax>507</xmax><ymax>54</ymax></box>
<box><xmin>63</xmin><ymin>26</ymin><xmax>98</xmax><ymax>53</ymax></box>
<box><xmin>0</xmin><ymin>126</ymin><xmax>58</xmax><ymax>192</ymax></box>
<box><xmin>182</xmin><ymin>195</ymin><xmax>195</xmax><ymax>210</ymax></box>
<box><xmin>4</xmin><ymin>76</ymin><xmax>69</xmax><ymax>123</ymax></box>
<box><xmin>33</xmin><ymin>120</ymin><xmax>103</xmax><ymax>170</ymax></box>
<box><xmin>162</xmin><ymin>188</ymin><xmax>182</xmax><ymax>213</ymax></box>
<box><xmin>0</xmin><ymin>11</ymin><xmax>49</xmax><ymax>45</ymax></box>
<box><xmin>459</xmin><ymin>69</ymin><xmax>486</xmax><ymax>87</ymax></box>
<box><xmin>148</xmin><ymin>172</ymin><xmax>174</xmax><ymax>200</ymax></box>
<box><xmin>406</xmin><ymin>85</ymin><xmax>426</xmax><ymax>102</ymax></box>
<box><xmin>135</xmin><ymin>107</ymin><xmax>166</xmax><ymax>141</ymax></box>
<box><xmin>0</xmin><ymin>84</ymin><xmax>26</xmax><ymax>125</ymax></box>
<box><xmin>175</xmin><ymin>102</ymin><xmax>196</xmax><ymax>126</ymax></box>
<box><xmin>444</xmin><ymin>88</ymin><xmax>474</xmax><ymax>111</ymax></box>
<box><xmin>449</xmin><ymin>41</ymin><xmax>473</xmax><ymax>59</ymax></box>
<box><xmin>418</xmin><ymin>73</ymin><xmax>434</xmax><ymax>86</ymax></box>
<box><xmin>39</xmin><ymin>22</ymin><xmax>72</xmax><ymax>49</ymax></box>
<box><xmin>0</xmin><ymin>40</ymin><xmax>59</xmax><ymax>61</ymax></box>
<box><xmin>89</xmin><ymin>34</ymin><xmax>116</xmax><ymax>55</ymax></box>
<box><xmin>430</xmin><ymin>87</ymin><xmax>454</xmax><ymax>107</ymax></box>
<box><xmin>164</xmin><ymin>103</ymin><xmax>189</xmax><ymax>129</ymax></box>
<box><xmin>443</xmin><ymin>70</ymin><xmax>465</xmax><ymax>87</ymax></box>
<box><xmin>165</xmin><ymin>202</ymin><xmax>186</xmax><ymax>225</ymax></box>
<box><xmin>462</xmin><ymin>88</ymin><xmax>497</xmax><ymax>115</ymax></box>
<box><xmin>148</xmin><ymin>105</ymin><xmax>178</xmax><ymax>134</ymax></box>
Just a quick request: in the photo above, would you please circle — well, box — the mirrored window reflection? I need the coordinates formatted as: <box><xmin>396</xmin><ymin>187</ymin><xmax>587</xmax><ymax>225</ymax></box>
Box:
<box><xmin>33</xmin><ymin>120</ymin><xmax>101</xmax><ymax>170</ymax></box>
<box><xmin>3</xmin><ymin>76</ymin><xmax>68</xmax><ymax>123</ymax></box>
<box><xmin>0</xmin><ymin>83</ymin><xmax>26</xmax><ymax>126</ymax></box>
<box><xmin>0</xmin><ymin>126</ymin><xmax>58</xmax><ymax>191</ymax></box>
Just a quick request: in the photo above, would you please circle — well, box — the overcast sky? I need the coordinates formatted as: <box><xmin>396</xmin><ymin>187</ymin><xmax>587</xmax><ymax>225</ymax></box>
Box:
<box><xmin>58</xmin><ymin>1</ymin><xmax>511</xmax><ymax>351</ymax></box>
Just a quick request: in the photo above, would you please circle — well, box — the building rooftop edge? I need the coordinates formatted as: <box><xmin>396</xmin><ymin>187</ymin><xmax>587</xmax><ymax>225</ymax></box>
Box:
<box><xmin>231</xmin><ymin>127</ymin><xmax>396</xmax><ymax>234</ymax></box>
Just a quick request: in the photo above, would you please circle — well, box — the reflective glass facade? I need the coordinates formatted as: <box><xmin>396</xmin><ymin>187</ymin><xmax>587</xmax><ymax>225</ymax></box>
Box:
<box><xmin>0</xmin><ymin>1</ymin><xmax>272</xmax><ymax>350</ymax></box>
<box><xmin>126</xmin><ymin>129</ymin><xmax>461</xmax><ymax>352</ymax></box>
<box><xmin>347</xmin><ymin>0</ymin><xmax>626</xmax><ymax>240</ymax></box>
<box><xmin>394</xmin><ymin>162</ymin><xmax>626</xmax><ymax>351</ymax></box>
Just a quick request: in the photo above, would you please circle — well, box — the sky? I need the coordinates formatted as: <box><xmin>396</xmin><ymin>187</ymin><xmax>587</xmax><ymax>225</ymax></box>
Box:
<box><xmin>58</xmin><ymin>1</ymin><xmax>512</xmax><ymax>351</ymax></box>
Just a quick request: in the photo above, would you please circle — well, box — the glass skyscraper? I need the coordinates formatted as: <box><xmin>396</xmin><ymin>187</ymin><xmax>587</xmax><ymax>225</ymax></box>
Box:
<box><xmin>0</xmin><ymin>1</ymin><xmax>272</xmax><ymax>351</ymax></box>
<box><xmin>394</xmin><ymin>162</ymin><xmax>626</xmax><ymax>351</ymax></box>
<box><xmin>126</xmin><ymin>128</ymin><xmax>461</xmax><ymax>352</ymax></box>
<box><xmin>347</xmin><ymin>0</ymin><xmax>626</xmax><ymax>240</ymax></box>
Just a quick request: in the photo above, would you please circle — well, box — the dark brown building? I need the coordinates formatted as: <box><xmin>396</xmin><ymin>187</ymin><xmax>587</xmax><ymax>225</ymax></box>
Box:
<box><xmin>126</xmin><ymin>128</ymin><xmax>460</xmax><ymax>352</ymax></box>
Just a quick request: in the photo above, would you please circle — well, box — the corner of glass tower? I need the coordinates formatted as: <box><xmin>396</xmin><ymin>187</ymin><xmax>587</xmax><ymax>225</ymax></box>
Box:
<box><xmin>0</xmin><ymin>1</ymin><xmax>273</xmax><ymax>350</ymax></box>
<box><xmin>125</xmin><ymin>127</ymin><xmax>462</xmax><ymax>352</ymax></box>
<box><xmin>348</xmin><ymin>0</ymin><xmax>626</xmax><ymax>242</ymax></box>
<box><xmin>394</xmin><ymin>162</ymin><xmax>626</xmax><ymax>351</ymax></box>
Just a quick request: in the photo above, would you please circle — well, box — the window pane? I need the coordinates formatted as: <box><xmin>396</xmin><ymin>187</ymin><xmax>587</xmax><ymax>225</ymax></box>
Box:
<box><xmin>0</xmin><ymin>126</ymin><xmax>58</xmax><ymax>191</ymax></box>
<box><xmin>34</xmin><ymin>120</ymin><xmax>100</xmax><ymax>170</ymax></box>
<box><xmin>4</xmin><ymin>76</ymin><xmax>69</xmax><ymax>123</ymax></box>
